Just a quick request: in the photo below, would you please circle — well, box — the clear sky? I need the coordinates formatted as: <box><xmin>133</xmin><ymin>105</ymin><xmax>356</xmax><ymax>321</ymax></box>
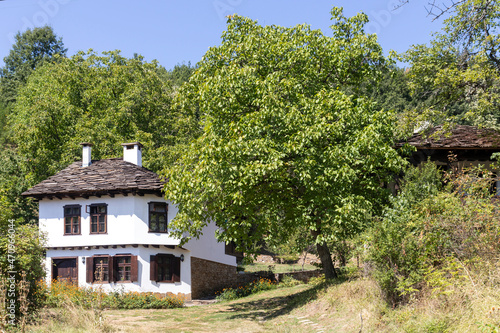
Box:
<box><xmin>0</xmin><ymin>0</ymin><xmax>446</xmax><ymax>70</ymax></box>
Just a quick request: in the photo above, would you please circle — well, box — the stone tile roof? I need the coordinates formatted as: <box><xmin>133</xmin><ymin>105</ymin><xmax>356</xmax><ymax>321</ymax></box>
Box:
<box><xmin>399</xmin><ymin>125</ymin><xmax>500</xmax><ymax>149</ymax></box>
<box><xmin>22</xmin><ymin>158</ymin><xmax>165</xmax><ymax>199</ymax></box>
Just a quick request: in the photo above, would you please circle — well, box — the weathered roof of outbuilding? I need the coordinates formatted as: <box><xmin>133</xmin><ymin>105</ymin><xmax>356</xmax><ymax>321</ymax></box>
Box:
<box><xmin>399</xmin><ymin>125</ymin><xmax>500</xmax><ymax>149</ymax></box>
<box><xmin>22</xmin><ymin>158</ymin><xmax>165</xmax><ymax>199</ymax></box>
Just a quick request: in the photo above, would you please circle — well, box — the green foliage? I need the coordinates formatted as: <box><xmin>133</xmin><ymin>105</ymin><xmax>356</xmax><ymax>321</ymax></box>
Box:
<box><xmin>369</xmin><ymin>162</ymin><xmax>500</xmax><ymax>305</ymax></box>
<box><xmin>0</xmin><ymin>26</ymin><xmax>66</xmax><ymax>106</ymax></box>
<box><xmin>10</xmin><ymin>50</ymin><xmax>196</xmax><ymax>184</ymax></box>
<box><xmin>0</xmin><ymin>146</ymin><xmax>37</xmax><ymax>223</ymax></box>
<box><xmin>279</xmin><ymin>275</ymin><xmax>303</xmax><ymax>287</ymax></box>
<box><xmin>215</xmin><ymin>278</ymin><xmax>276</xmax><ymax>301</ymax></box>
<box><xmin>402</xmin><ymin>0</ymin><xmax>500</xmax><ymax>129</ymax></box>
<box><xmin>0</xmin><ymin>197</ymin><xmax>46</xmax><ymax>323</ymax></box>
<box><xmin>161</xmin><ymin>62</ymin><xmax>196</xmax><ymax>88</ymax></box>
<box><xmin>42</xmin><ymin>280</ymin><xmax>184</xmax><ymax>309</ymax></box>
<box><xmin>164</xmin><ymin>7</ymin><xmax>407</xmax><ymax>279</ymax></box>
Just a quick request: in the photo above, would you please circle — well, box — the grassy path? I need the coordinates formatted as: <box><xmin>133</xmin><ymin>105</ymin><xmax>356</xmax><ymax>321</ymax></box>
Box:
<box><xmin>105</xmin><ymin>284</ymin><xmax>326</xmax><ymax>332</ymax></box>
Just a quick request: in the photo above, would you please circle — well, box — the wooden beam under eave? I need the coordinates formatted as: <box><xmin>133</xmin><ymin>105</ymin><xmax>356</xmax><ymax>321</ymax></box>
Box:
<box><xmin>152</xmin><ymin>245</ymin><xmax>159</xmax><ymax>248</ymax></box>
<box><xmin>109</xmin><ymin>193</ymin><xmax>115</xmax><ymax>198</ymax></box>
<box><xmin>112</xmin><ymin>245</ymin><xmax>117</xmax><ymax>249</ymax></box>
<box><xmin>132</xmin><ymin>244</ymin><xmax>138</xmax><ymax>248</ymax></box>
<box><xmin>143</xmin><ymin>245</ymin><xmax>149</xmax><ymax>248</ymax></box>
<box><xmin>55</xmin><ymin>195</ymin><xmax>63</xmax><ymax>200</ymax></box>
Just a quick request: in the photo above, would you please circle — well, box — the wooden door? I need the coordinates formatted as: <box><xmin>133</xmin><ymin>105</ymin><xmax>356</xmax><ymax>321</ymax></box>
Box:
<box><xmin>52</xmin><ymin>258</ymin><xmax>78</xmax><ymax>284</ymax></box>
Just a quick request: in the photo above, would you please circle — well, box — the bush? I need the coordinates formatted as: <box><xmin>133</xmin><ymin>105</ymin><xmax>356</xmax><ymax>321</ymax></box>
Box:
<box><xmin>368</xmin><ymin>162</ymin><xmax>500</xmax><ymax>306</ymax></box>
<box><xmin>216</xmin><ymin>278</ymin><xmax>277</xmax><ymax>301</ymax></box>
<box><xmin>0</xmin><ymin>199</ymin><xmax>46</xmax><ymax>329</ymax></box>
<box><xmin>40</xmin><ymin>280</ymin><xmax>184</xmax><ymax>309</ymax></box>
<box><xmin>279</xmin><ymin>275</ymin><xmax>302</xmax><ymax>287</ymax></box>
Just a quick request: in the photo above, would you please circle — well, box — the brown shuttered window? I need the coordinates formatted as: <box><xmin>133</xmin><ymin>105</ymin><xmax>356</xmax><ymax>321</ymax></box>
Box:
<box><xmin>93</xmin><ymin>256</ymin><xmax>110</xmax><ymax>282</ymax></box>
<box><xmin>150</xmin><ymin>254</ymin><xmax>181</xmax><ymax>283</ymax></box>
<box><xmin>114</xmin><ymin>255</ymin><xmax>138</xmax><ymax>282</ymax></box>
<box><xmin>86</xmin><ymin>254</ymin><xmax>138</xmax><ymax>283</ymax></box>
<box><xmin>63</xmin><ymin>205</ymin><xmax>81</xmax><ymax>235</ymax></box>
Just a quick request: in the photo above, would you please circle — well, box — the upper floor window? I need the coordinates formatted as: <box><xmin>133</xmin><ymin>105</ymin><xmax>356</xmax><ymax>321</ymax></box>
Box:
<box><xmin>63</xmin><ymin>205</ymin><xmax>81</xmax><ymax>235</ymax></box>
<box><xmin>149</xmin><ymin>202</ymin><xmax>168</xmax><ymax>233</ymax></box>
<box><xmin>89</xmin><ymin>204</ymin><xmax>107</xmax><ymax>234</ymax></box>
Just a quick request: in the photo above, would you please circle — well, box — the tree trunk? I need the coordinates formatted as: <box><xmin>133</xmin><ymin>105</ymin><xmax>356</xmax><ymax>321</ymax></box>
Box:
<box><xmin>316</xmin><ymin>241</ymin><xmax>337</xmax><ymax>279</ymax></box>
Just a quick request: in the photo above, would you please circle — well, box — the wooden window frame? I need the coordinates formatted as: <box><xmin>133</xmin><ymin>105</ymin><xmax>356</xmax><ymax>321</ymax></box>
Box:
<box><xmin>149</xmin><ymin>254</ymin><xmax>181</xmax><ymax>283</ymax></box>
<box><xmin>88</xmin><ymin>255</ymin><xmax>111</xmax><ymax>283</ymax></box>
<box><xmin>148</xmin><ymin>202</ymin><xmax>168</xmax><ymax>233</ymax></box>
<box><xmin>113</xmin><ymin>254</ymin><xmax>138</xmax><ymax>283</ymax></box>
<box><xmin>63</xmin><ymin>205</ymin><xmax>81</xmax><ymax>235</ymax></box>
<box><xmin>88</xmin><ymin>203</ymin><xmax>108</xmax><ymax>234</ymax></box>
<box><xmin>86</xmin><ymin>254</ymin><xmax>138</xmax><ymax>284</ymax></box>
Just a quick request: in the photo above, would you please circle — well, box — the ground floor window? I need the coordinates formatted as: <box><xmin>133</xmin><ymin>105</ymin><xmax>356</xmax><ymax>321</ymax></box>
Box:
<box><xmin>150</xmin><ymin>254</ymin><xmax>181</xmax><ymax>283</ymax></box>
<box><xmin>86</xmin><ymin>254</ymin><xmax>138</xmax><ymax>283</ymax></box>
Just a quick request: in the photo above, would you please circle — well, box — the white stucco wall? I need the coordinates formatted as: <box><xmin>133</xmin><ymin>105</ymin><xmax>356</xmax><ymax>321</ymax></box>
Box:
<box><xmin>45</xmin><ymin>246</ymin><xmax>192</xmax><ymax>295</ymax></box>
<box><xmin>184</xmin><ymin>222</ymin><xmax>236</xmax><ymax>266</ymax></box>
<box><xmin>39</xmin><ymin>193</ymin><xmax>237</xmax><ymax>269</ymax></box>
<box><xmin>39</xmin><ymin>194</ymin><xmax>180</xmax><ymax>247</ymax></box>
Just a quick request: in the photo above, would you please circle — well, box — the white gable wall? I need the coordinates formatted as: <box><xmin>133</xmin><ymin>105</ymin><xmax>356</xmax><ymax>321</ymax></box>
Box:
<box><xmin>39</xmin><ymin>193</ymin><xmax>237</xmax><ymax>288</ymax></box>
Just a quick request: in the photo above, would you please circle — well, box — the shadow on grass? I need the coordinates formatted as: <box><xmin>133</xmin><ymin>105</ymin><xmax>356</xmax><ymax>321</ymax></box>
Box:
<box><xmin>224</xmin><ymin>277</ymin><xmax>346</xmax><ymax>321</ymax></box>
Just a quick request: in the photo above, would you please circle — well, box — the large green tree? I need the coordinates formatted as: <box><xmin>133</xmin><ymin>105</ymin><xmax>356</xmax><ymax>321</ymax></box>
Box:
<box><xmin>11</xmin><ymin>50</ymin><xmax>196</xmax><ymax>186</ymax></box>
<box><xmin>0</xmin><ymin>26</ymin><xmax>66</xmax><ymax>106</ymax></box>
<box><xmin>164</xmin><ymin>9</ymin><xmax>407</xmax><ymax>279</ymax></box>
<box><xmin>402</xmin><ymin>0</ymin><xmax>500</xmax><ymax>129</ymax></box>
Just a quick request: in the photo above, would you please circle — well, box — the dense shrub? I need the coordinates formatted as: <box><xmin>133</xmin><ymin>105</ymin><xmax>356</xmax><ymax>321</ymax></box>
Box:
<box><xmin>40</xmin><ymin>280</ymin><xmax>185</xmax><ymax>309</ymax></box>
<box><xmin>215</xmin><ymin>278</ymin><xmax>277</xmax><ymax>301</ymax></box>
<box><xmin>0</xmin><ymin>196</ymin><xmax>46</xmax><ymax>329</ymax></box>
<box><xmin>368</xmin><ymin>162</ymin><xmax>500</xmax><ymax>306</ymax></box>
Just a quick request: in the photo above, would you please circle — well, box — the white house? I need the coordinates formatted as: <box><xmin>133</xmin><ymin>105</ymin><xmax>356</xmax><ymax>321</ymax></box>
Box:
<box><xmin>22</xmin><ymin>143</ymin><xmax>239</xmax><ymax>300</ymax></box>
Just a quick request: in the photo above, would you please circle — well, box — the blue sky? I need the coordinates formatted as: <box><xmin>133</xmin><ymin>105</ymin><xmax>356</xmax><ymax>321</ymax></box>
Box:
<box><xmin>0</xmin><ymin>0</ymin><xmax>446</xmax><ymax>69</ymax></box>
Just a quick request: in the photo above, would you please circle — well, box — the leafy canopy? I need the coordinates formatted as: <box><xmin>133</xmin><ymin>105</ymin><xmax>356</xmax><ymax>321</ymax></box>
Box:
<box><xmin>0</xmin><ymin>26</ymin><xmax>66</xmax><ymax>105</ymax></box>
<box><xmin>403</xmin><ymin>0</ymin><xmax>500</xmax><ymax>129</ymax></box>
<box><xmin>11</xmin><ymin>50</ymin><xmax>193</xmax><ymax>184</ymax></box>
<box><xmin>164</xmin><ymin>8</ymin><xmax>407</xmax><ymax>278</ymax></box>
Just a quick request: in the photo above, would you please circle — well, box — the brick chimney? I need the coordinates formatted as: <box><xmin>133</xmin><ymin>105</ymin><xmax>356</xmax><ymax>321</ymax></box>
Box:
<box><xmin>80</xmin><ymin>143</ymin><xmax>92</xmax><ymax>167</ymax></box>
<box><xmin>121</xmin><ymin>142</ymin><xmax>143</xmax><ymax>167</ymax></box>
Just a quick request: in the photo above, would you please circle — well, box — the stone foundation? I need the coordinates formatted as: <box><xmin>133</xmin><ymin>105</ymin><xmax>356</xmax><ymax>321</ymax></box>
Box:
<box><xmin>191</xmin><ymin>257</ymin><xmax>238</xmax><ymax>299</ymax></box>
<box><xmin>191</xmin><ymin>257</ymin><xmax>323</xmax><ymax>299</ymax></box>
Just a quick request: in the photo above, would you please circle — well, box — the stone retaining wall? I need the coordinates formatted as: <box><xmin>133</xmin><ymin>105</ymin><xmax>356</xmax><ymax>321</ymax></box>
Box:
<box><xmin>191</xmin><ymin>256</ymin><xmax>323</xmax><ymax>299</ymax></box>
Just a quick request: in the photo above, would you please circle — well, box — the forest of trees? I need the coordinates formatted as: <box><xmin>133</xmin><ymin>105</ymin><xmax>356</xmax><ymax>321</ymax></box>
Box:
<box><xmin>1</xmin><ymin>0</ymin><xmax>500</xmax><ymax>326</ymax></box>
